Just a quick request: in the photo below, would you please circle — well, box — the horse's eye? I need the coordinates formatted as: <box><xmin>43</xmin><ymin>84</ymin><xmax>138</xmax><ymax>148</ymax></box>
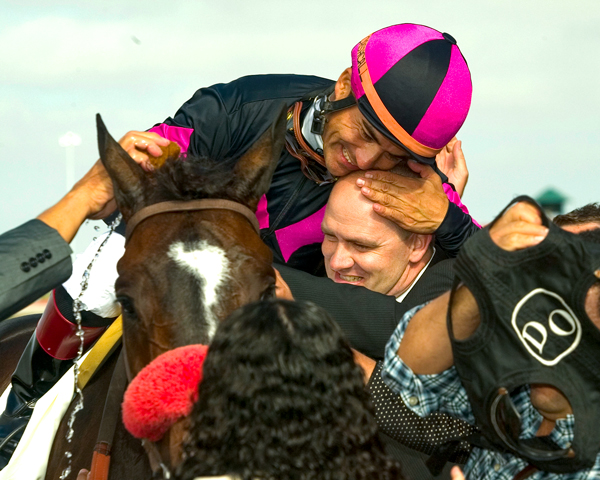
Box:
<box><xmin>117</xmin><ymin>296</ymin><xmax>137</xmax><ymax>317</ymax></box>
<box><xmin>260</xmin><ymin>284</ymin><xmax>276</xmax><ymax>301</ymax></box>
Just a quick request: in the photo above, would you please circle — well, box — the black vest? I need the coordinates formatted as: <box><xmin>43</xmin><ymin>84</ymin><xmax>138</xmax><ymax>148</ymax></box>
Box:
<box><xmin>449</xmin><ymin>196</ymin><xmax>600</xmax><ymax>473</ymax></box>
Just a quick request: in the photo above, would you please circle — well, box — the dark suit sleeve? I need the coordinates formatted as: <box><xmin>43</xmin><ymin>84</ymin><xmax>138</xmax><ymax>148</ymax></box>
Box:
<box><xmin>277</xmin><ymin>264</ymin><xmax>409</xmax><ymax>359</ymax></box>
<box><xmin>276</xmin><ymin>258</ymin><xmax>456</xmax><ymax>360</ymax></box>
<box><xmin>0</xmin><ymin>219</ymin><xmax>72</xmax><ymax>321</ymax></box>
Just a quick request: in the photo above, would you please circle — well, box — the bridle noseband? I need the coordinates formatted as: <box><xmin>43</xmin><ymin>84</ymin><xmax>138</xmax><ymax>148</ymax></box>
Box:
<box><xmin>125</xmin><ymin>199</ymin><xmax>260</xmax><ymax>244</ymax></box>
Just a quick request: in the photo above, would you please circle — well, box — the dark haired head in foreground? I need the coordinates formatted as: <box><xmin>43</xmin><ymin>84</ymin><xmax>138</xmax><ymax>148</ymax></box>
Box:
<box><xmin>176</xmin><ymin>299</ymin><xmax>403</xmax><ymax>480</ymax></box>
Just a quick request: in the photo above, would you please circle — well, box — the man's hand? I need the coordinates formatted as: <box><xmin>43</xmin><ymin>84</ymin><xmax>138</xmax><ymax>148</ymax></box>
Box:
<box><xmin>489</xmin><ymin>202</ymin><xmax>549</xmax><ymax>251</ymax></box>
<box><xmin>118</xmin><ymin>130</ymin><xmax>171</xmax><ymax>172</ymax></box>
<box><xmin>70</xmin><ymin>159</ymin><xmax>119</xmax><ymax>220</ymax></box>
<box><xmin>76</xmin><ymin>131</ymin><xmax>172</xmax><ymax>219</ymax></box>
<box><xmin>435</xmin><ymin>137</ymin><xmax>468</xmax><ymax>197</ymax></box>
<box><xmin>356</xmin><ymin>161</ymin><xmax>449</xmax><ymax>234</ymax></box>
<box><xmin>36</xmin><ymin>130</ymin><xmax>172</xmax><ymax>243</ymax></box>
<box><xmin>37</xmin><ymin>159</ymin><xmax>115</xmax><ymax>242</ymax></box>
<box><xmin>77</xmin><ymin>469</ymin><xmax>90</xmax><ymax>480</ymax></box>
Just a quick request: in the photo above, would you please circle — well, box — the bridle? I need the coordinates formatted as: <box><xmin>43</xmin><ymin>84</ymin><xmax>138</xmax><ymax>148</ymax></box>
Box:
<box><xmin>122</xmin><ymin>198</ymin><xmax>260</xmax><ymax>479</ymax></box>
<box><xmin>125</xmin><ymin>199</ymin><xmax>261</xmax><ymax>244</ymax></box>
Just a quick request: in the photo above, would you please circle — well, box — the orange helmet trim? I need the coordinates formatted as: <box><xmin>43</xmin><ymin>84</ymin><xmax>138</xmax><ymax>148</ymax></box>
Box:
<box><xmin>356</xmin><ymin>36</ymin><xmax>442</xmax><ymax>158</ymax></box>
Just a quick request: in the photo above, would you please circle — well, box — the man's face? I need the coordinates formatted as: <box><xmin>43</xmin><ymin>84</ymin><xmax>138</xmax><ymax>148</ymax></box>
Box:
<box><xmin>321</xmin><ymin>176</ymin><xmax>416</xmax><ymax>297</ymax></box>
<box><xmin>321</xmin><ymin>104</ymin><xmax>412</xmax><ymax>177</ymax></box>
<box><xmin>320</xmin><ymin>68</ymin><xmax>412</xmax><ymax>178</ymax></box>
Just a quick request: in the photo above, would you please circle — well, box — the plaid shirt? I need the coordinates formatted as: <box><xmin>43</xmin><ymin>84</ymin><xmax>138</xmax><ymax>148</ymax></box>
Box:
<box><xmin>382</xmin><ymin>305</ymin><xmax>600</xmax><ymax>480</ymax></box>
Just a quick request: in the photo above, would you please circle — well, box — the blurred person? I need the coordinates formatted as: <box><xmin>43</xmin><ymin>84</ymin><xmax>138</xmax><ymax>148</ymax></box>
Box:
<box><xmin>175</xmin><ymin>299</ymin><xmax>404</xmax><ymax>480</ymax></box>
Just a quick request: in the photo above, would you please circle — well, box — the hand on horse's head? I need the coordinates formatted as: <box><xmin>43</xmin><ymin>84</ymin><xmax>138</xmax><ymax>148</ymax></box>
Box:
<box><xmin>118</xmin><ymin>130</ymin><xmax>171</xmax><ymax>172</ymax></box>
<box><xmin>67</xmin><ymin>130</ymin><xmax>173</xmax><ymax>222</ymax></box>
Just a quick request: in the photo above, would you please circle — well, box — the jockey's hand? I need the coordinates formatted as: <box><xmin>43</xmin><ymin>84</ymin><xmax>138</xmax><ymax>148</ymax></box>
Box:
<box><xmin>274</xmin><ymin>268</ymin><xmax>294</xmax><ymax>300</ymax></box>
<box><xmin>118</xmin><ymin>130</ymin><xmax>171</xmax><ymax>172</ymax></box>
<box><xmin>356</xmin><ymin>161</ymin><xmax>449</xmax><ymax>234</ymax></box>
<box><xmin>489</xmin><ymin>202</ymin><xmax>548</xmax><ymax>251</ymax></box>
<box><xmin>436</xmin><ymin>137</ymin><xmax>468</xmax><ymax>197</ymax></box>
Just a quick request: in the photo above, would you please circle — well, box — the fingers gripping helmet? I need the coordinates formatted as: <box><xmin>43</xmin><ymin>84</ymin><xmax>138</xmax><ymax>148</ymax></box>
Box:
<box><xmin>350</xmin><ymin>24</ymin><xmax>472</xmax><ymax>162</ymax></box>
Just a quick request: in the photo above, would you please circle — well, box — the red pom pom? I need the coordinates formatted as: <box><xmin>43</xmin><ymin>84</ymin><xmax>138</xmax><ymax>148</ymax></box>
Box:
<box><xmin>122</xmin><ymin>344</ymin><xmax>208</xmax><ymax>442</ymax></box>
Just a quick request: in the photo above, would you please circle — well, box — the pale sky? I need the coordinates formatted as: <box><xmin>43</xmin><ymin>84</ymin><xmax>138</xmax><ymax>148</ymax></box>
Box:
<box><xmin>1</xmin><ymin>0</ymin><xmax>599</xmax><ymax>254</ymax></box>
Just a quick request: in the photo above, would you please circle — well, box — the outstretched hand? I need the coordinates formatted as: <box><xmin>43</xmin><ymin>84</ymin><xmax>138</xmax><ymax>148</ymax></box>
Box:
<box><xmin>74</xmin><ymin>130</ymin><xmax>171</xmax><ymax>220</ymax></box>
<box><xmin>436</xmin><ymin>137</ymin><xmax>468</xmax><ymax>197</ymax></box>
<box><xmin>37</xmin><ymin>129</ymin><xmax>172</xmax><ymax>243</ymax></box>
<box><xmin>489</xmin><ymin>202</ymin><xmax>549</xmax><ymax>251</ymax></box>
<box><xmin>356</xmin><ymin>160</ymin><xmax>449</xmax><ymax>234</ymax></box>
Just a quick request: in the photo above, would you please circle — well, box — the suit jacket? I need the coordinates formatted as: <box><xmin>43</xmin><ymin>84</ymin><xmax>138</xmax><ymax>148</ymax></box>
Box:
<box><xmin>277</xmin><ymin>249</ymin><xmax>454</xmax><ymax>360</ymax></box>
<box><xmin>277</xmin><ymin>253</ymin><xmax>466</xmax><ymax>480</ymax></box>
<box><xmin>0</xmin><ymin>220</ymin><xmax>72</xmax><ymax>321</ymax></box>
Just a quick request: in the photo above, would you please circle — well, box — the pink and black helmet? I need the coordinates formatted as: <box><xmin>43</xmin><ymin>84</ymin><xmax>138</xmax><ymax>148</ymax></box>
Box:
<box><xmin>350</xmin><ymin>24</ymin><xmax>472</xmax><ymax>163</ymax></box>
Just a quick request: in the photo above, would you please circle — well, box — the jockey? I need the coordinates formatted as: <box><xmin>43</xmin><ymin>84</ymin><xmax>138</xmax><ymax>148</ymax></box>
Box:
<box><xmin>0</xmin><ymin>23</ymin><xmax>476</xmax><ymax>468</ymax></box>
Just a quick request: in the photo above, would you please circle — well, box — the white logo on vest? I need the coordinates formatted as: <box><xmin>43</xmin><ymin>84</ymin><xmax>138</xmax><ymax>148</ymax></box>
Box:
<box><xmin>511</xmin><ymin>288</ymin><xmax>581</xmax><ymax>366</ymax></box>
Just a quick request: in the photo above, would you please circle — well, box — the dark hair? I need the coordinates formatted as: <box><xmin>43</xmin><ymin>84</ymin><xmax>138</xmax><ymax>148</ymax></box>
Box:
<box><xmin>151</xmin><ymin>156</ymin><xmax>240</xmax><ymax>202</ymax></box>
<box><xmin>553</xmin><ymin>203</ymin><xmax>600</xmax><ymax>228</ymax></box>
<box><xmin>176</xmin><ymin>299</ymin><xmax>403</xmax><ymax>480</ymax></box>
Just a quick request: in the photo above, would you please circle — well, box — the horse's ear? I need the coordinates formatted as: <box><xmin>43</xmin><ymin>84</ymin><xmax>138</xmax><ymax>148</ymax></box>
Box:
<box><xmin>96</xmin><ymin>114</ymin><xmax>149</xmax><ymax>220</ymax></box>
<box><xmin>232</xmin><ymin>106</ymin><xmax>287</xmax><ymax>211</ymax></box>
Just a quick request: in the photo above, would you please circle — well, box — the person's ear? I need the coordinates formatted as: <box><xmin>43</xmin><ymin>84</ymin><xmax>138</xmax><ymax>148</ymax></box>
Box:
<box><xmin>409</xmin><ymin>234</ymin><xmax>433</xmax><ymax>264</ymax></box>
<box><xmin>333</xmin><ymin>67</ymin><xmax>353</xmax><ymax>101</ymax></box>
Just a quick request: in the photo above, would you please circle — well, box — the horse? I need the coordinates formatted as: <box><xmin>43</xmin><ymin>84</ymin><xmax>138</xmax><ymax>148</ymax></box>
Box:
<box><xmin>1</xmin><ymin>109</ymin><xmax>286</xmax><ymax>479</ymax></box>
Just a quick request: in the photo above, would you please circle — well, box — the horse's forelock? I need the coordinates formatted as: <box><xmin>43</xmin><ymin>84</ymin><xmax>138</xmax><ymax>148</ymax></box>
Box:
<box><xmin>151</xmin><ymin>155</ymin><xmax>243</xmax><ymax>203</ymax></box>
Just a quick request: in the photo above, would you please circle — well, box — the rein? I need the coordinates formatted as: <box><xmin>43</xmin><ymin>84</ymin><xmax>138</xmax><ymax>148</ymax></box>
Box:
<box><xmin>125</xmin><ymin>199</ymin><xmax>260</xmax><ymax>244</ymax></box>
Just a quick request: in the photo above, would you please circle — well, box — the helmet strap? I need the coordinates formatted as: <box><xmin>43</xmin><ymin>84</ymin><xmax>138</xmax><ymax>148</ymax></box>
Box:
<box><xmin>311</xmin><ymin>93</ymin><xmax>356</xmax><ymax>135</ymax></box>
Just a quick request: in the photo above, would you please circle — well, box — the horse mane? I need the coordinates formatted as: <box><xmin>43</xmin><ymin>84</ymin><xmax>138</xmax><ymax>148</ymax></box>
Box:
<box><xmin>150</xmin><ymin>155</ymin><xmax>245</xmax><ymax>204</ymax></box>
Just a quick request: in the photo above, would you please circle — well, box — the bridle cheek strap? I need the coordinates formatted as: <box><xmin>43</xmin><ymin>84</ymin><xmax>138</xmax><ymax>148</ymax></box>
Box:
<box><xmin>125</xmin><ymin>199</ymin><xmax>260</xmax><ymax>244</ymax></box>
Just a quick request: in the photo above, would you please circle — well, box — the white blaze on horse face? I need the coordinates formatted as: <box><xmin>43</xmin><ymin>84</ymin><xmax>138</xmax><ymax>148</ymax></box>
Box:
<box><xmin>168</xmin><ymin>240</ymin><xmax>230</xmax><ymax>340</ymax></box>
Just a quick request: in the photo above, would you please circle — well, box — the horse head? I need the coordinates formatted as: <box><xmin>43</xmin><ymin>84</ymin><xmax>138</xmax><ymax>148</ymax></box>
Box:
<box><xmin>96</xmin><ymin>111</ymin><xmax>285</xmax><ymax>471</ymax></box>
